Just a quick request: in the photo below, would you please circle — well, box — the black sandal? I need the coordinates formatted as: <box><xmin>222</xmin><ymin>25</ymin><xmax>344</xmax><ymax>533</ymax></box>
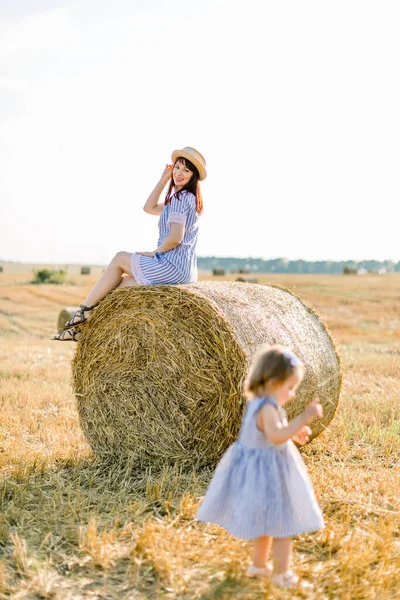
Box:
<box><xmin>52</xmin><ymin>328</ymin><xmax>80</xmax><ymax>342</ymax></box>
<box><xmin>64</xmin><ymin>304</ymin><xmax>97</xmax><ymax>330</ymax></box>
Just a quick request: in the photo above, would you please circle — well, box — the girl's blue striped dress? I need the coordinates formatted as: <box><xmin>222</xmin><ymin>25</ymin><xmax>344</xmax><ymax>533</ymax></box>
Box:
<box><xmin>196</xmin><ymin>396</ymin><xmax>325</xmax><ymax>539</ymax></box>
<box><xmin>131</xmin><ymin>191</ymin><xmax>200</xmax><ymax>285</ymax></box>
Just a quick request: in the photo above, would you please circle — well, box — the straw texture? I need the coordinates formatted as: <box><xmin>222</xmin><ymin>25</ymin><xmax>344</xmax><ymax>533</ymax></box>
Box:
<box><xmin>72</xmin><ymin>282</ymin><xmax>341</xmax><ymax>466</ymax></box>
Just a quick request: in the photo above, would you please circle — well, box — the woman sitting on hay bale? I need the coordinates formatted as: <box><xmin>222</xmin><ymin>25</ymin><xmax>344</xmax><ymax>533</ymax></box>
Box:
<box><xmin>52</xmin><ymin>146</ymin><xmax>207</xmax><ymax>341</ymax></box>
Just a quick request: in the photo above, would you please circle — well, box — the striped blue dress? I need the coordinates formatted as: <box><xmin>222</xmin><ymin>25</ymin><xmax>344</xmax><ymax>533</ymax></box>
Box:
<box><xmin>196</xmin><ymin>396</ymin><xmax>325</xmax><ymax>539</ymax></box>
<box><xmin>131</xmin><ymin>191</ymin><xmax>200</xmax><ymax>285</ymax></box>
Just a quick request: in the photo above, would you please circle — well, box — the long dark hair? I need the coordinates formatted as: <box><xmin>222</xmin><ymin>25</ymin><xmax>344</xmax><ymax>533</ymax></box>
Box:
<box><xmin>164</xmin><ymin>157</ymin><xmax>203</xmax><ymax>214</ymax></box>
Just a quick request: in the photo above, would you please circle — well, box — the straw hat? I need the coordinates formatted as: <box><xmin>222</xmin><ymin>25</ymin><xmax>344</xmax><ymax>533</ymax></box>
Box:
<box><xmin>171</xmin><ymin>146</ymin><xmax>207</xmax><ymax>181</ymax></box>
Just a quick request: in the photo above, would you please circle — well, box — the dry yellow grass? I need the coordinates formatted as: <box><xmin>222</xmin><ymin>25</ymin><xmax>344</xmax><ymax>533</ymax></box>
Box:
<box><xmin>0</xmin><ymin>271</ymin><xmax>399</xmax><ymax>599</ymax></box>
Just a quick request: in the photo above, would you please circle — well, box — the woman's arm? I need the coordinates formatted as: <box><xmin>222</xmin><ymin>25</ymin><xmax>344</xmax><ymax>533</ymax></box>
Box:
<box><xmin>143</xmin><ymin>165</ymin><xmax>173</xmax><ymax>215</ymax></box>
<box><xmin>258</xmin><ymin>400</ymin><xmax>323</xmax><ymax>445</ymax></box>
<box><xmin>136</xmin><ymin>223</ymin><xmax>185</xmax><ymax>257</ymax></box>
<box><xmin>156</xmin><ymin>223</ymin><xmax>184</xmax><ymax>253</ymax></box>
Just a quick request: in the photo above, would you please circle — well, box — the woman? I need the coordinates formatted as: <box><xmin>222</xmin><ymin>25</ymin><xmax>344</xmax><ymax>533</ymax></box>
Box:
<box><xmin>53</xmin><ymin>146</ymin><xmax>206</xmax><ymax>341</ymax></box>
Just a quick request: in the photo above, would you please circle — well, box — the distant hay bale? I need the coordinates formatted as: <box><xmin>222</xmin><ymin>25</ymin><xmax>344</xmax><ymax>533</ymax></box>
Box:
<box><xmin>58</xmin><ymin>307</ymin><xmax>78</xmax><ymax>333</ymax></box>
<box><xmin>72</xmin><ymin>282</ymin><xmax>341</xmax><ymax>467</ymax></box>
<box><xmin>343</xmin><ymin>266</ymin><xmax>357</xmax><ymax>275</ymax></box>
<box><xmin>81</xmin><ymin>266</ymin><xmax>91</xmax><ymax>275</ymax></box>
<box><xmin>212</xmin><ymin>268</ymin><xmax>225</xmax><ymax>276</ymax></box>
<box><xmin>235</xmin><ymin>277</ymin><xmax>259</xmax><ymax>283</ymax></box>
<box><xmin>0</xmin><ymin>265</ymin><xmax>3</xmax><ymax>273</ymax></box>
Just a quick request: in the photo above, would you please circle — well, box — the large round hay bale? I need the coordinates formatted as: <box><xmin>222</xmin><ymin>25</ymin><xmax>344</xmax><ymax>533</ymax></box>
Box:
<box><xmin>72</xmin><ymin>282</ymin><xmax>341</xmax><ymax>466</ymax></box>
<box><xmin>58</xmin><ymin>307</ymin><xmax>79</xmax><ymax>333</ymax></box>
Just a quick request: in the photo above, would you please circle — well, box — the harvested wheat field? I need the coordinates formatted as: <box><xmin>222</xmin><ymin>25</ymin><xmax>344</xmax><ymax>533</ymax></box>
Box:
<box><xmin>0</xmin><ymin>271</ymin><xmax>399</xmax><ymax>599</ymax></box>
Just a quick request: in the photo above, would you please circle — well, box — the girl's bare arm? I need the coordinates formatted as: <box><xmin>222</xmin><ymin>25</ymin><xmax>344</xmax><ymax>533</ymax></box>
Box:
<box><xmin>258</xmin><ymin>401</ymin><xmax>322</xmax><ymax>445</ymax></box>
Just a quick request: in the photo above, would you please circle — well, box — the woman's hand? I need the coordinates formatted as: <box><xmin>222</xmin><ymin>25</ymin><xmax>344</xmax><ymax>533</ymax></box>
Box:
<box><xmin>160</xmin><ymin>164</ymin><xmax>173</xmax><ymax>185</ymax></box>
<box><xmin>292</xmin><ymin>425</ymin><xmax>312</xmax><ymax>445</ymax></box>
<box><xmin>136</xmin><ymin>251</ymin><xmax>156</xmax><ymax>257</ymax></box>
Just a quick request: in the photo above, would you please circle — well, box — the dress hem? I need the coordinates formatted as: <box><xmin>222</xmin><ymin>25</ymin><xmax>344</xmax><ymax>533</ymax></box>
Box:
<box><xmin>130</xmin><ymin>253</ymin><xmax>151</xmax><ymax>285</ymax></box>
<box><xmin>195</xmin><ymin>518</ymin><xmax>325</xmax><ymax>540</ymax></box>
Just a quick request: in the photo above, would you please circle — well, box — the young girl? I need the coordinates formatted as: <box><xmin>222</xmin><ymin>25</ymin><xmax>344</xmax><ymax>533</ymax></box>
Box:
<box><xmin>52</xmin><ymin>146</ymin><xmax>206</xmax><ymax>341</ymax></box>
<box><xmin>196</xmin><ymin>345</ymin><xmax>324</xmax><ymax>590</ymax></box>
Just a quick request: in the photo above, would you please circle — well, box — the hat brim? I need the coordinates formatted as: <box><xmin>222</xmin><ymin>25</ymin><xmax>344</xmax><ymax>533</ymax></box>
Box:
<box><xmin>171</xmin><ymin>150</ymin><xmax>207</xmax><ymax>181</ymax></box>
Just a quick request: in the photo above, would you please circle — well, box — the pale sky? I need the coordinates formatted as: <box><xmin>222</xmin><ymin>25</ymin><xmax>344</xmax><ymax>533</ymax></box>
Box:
<box><xmin>1</xmin><ymin>0</ymin><xmax>399</xmax><ymax>264</ymax></box>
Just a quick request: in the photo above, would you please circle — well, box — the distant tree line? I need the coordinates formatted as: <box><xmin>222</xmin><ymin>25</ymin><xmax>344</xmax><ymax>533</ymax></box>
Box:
<box><xmin>198</xmin><ymin>257</ymin><xmax>400</xmax><ymax>274</ymax></box>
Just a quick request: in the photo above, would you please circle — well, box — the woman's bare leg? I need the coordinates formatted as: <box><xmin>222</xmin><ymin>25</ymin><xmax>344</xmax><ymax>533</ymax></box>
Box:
<box><xmin>117</xmin><ymin>275</ymin><xmax>139</xmax><ymax>289</ymax></box>
<box><xmin>65</xmin><ymin>252</ymin><xmax>134</xmax><ymax>328</ymax></box>
<box><xmin>52</xmin><ymin>252</ymin><xmax>136</xmax><ymax>340</ymax></box>
<box><xmin>82</xmin><ymin>251</ymin><xmax>134</xmax><ymax>307</ymax></box>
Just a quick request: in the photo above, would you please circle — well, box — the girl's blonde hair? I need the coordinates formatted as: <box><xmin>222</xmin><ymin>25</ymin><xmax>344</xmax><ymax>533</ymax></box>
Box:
<box><xmin>244</xmin><ymin>344</ymin><xmax>304</xmax><ymax>398</ymax></box>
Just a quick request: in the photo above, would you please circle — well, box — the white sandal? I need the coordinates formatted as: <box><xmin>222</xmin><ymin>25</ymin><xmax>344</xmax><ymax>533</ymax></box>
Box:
<box><xmin>246</xmin><ymin>563</ymin><xmax>273</xmax><ymax>578</ymax></box>
<box><xmin>273</xmin><ymin>570</ymin><xmax>313</xmax><ymax>589</ymax></box>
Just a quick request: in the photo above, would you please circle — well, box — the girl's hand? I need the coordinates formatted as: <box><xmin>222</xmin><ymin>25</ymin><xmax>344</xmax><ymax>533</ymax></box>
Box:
<box><xmin>160</xmin><ymin>164</ymin><xmax>173</xmax><ymax>184</ymax></box>
<box><xmin>136</xmin><ymin>251</ymin><xmax>156</xmax><ymax>257</ymax></box>
<box><xmin>303</xmin><ymin>398</ymin><xmax>324</xmax><ymax>424</ymax></box>
<box><xmin>292</xmin><ymin>425</ymin><xmax>312</xmax><ymax>445</ymax></box>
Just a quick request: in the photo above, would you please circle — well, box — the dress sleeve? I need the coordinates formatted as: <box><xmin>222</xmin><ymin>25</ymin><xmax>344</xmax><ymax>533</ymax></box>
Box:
<box><xmin>167</xmin><ymin>192</ymin><xmax>194</xmax><ymax>227</ymax></box>
<box><xmin>255</xmin><ymin>397</ymin><xmax>280</xmax><ymax>414</ymax></box>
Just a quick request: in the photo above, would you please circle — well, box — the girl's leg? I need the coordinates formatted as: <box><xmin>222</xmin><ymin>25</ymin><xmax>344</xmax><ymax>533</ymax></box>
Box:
<box><xmin>272</xmin><ymin>537</ymin><xmax>292</xmax><ymax>574</ymax></box>
<box><xmin>272</xmin><ymin>537</ymin><xmax>312</xmax><ymax>589</ymax></box>
<box><xmin>253</xmin><ymin>536</ymin><xmax>272</xmax><ymax>568</ymax></box>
